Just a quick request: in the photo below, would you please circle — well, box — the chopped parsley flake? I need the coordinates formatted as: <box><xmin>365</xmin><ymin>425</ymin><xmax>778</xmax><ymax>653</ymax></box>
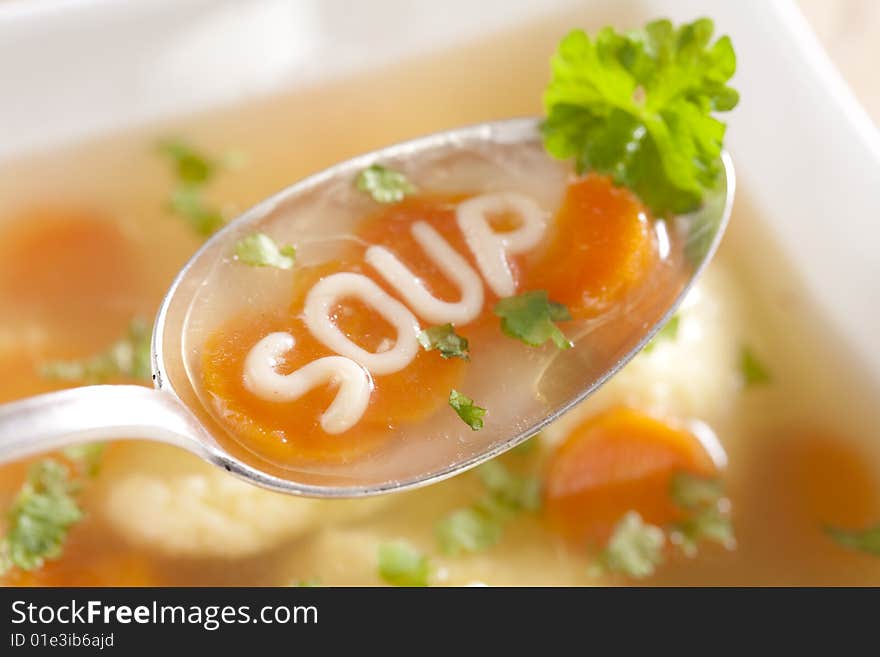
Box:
<box><xmin>168</xmin><ymin>186</ymin><xmax>225</xmax><ymax>236</ymax></box>
<box><xmin>377</xmin><ymin>541</ymin><xmax>431</xmax><ymax>587</ymax></box>
<box><xmin>293</xmin><ymin>578</ymin><xmax>322</xmax><ymax>587</ymax></box>
<box><xmin>643</xmin><ymin>314</ymin><xmax>680</xmax><ymax>353</ymax></box>
<box><xmin>159</xmin><ymin>139</ymin><xmax>217</xmax><ymax>185</ymax></box>
<box><xmin>670</xmin><ymin>471</ymin><xmax>724</xmax><ymax>510</ymax></box>
<box><xmin>62</xmin><ymin>443</ymin><xmax>106</xmax><ymax>478</ymax></box>
<box><xmin>435</xmin><ymin>460</ymin><xmax>540</xmax><ymax>556</ymax></box>
<box><xmin>670</xmin><ymin>505</ymin><xmax>735</xmax><ymax>556</ymax></box>
<box><xmin>356</xmin><ymin>164</ymin><xmax>416</xmax><ymax>203</ymax></box>
<box><xmin>417</xmin><ymin>324</ymin><xmax>470</xmax><ymax>360</ymax></box>
<box><xmin>159</xmin><ymin>139</ymin><xmax>235</xmax><ymax>236</ymax></box>
<box><xmin>436</xmin><ymin>508</ymin><xmax>503</xmax><ymax>556</ymax></box>
<box><xmin>494</xmin><ymin>290</ymin><xmax>572</xmax><ymax>349</ymax></box>
<box><xmin>589</xmin><ymin>473</ymin><xmax>735</xmax><ymax>577</ymax></box>
<box><xmin>825</xmin><ymin>524</ymin><xmax>880</xmax><ymax>557</ymax></box>
<box><xmin>740</xmin><ymin>346</ymin><xmax>771</xmax><ymax>386</ymax></box>
<box><xmin>0</xmin><ymin>460</ymin><xmax>84</xmax><ymax>575</ymax></box>
<box><xmin>591</xmin><ymin>511</ymin><xmax>665</xmax><ymax>579</ymax></box>
<box><xmin>233</xmin><ymin>232</ymin><xmax>297</xmax><ymax>270</ymax></box>
<box><xmin>511</xmin><ymin>435</ymin><xmax>539</xmax><ymax>456</ymax></box>
<box><xmin>40</xmin><ymin>318</ymin><xmax>152</xmax><ymax>384</ymax></box>
<box><xmin>668</xmin><ymin>472</ymin><xmax>735</xmax><ymax>556</ymax></box>
<box><xmin>542</xmin><ymin>18</ymin><xmax>738</xmax><ymax>216</ymax></box>
<box><xmin>477</xmin><ymin>460</ymin><xmax>541</xmax><ymax>513</ymax></box>
<box><xmin>448</xmin><ymin>389</ymin><xmax>486</xmax><ymax>431</ymax></box>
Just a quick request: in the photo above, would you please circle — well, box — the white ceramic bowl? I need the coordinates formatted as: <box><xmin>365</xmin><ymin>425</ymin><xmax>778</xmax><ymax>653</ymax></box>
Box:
<box><xmin>1</xmin><ymin>0</ymin><xmax>878</xmax><ymax>389</ymax></box>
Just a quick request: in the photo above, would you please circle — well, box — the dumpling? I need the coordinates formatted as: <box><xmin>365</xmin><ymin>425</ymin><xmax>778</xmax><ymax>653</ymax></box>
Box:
<box><xmin>542</xmin><ymin>263</ymin><xmax>747</xmax><ymax>446</ymax></box>
<box><xmin>99</xmin><ymin>442</ymin><xmax>389</xmax><ymax>558</ymax></box>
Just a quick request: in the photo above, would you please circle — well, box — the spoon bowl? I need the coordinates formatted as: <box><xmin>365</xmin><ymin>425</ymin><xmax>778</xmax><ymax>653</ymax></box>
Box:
<box><xmin>0</xmin><ymin>117</ymin><xmax>734</xmax><ymax>497</ymax></box>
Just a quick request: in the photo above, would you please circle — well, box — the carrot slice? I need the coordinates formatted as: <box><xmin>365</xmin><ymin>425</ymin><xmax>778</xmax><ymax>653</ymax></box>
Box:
<box><xmin>200</xmin><ymin>184</ymin><xmax>664</xmax><ymax>467</ymax></box>
<box><xmin>544</xmin><ymin>407</ymin><xmax>717</xmax><ymax>546</ymax></box>
<box><xmin>356</xmin><ymin>194</ymin><xmax>487</xmax><ymax>307</ymax></box>
<box><xmin>759</xmin><ymin>432</ymin><xmax>878</xmax><ymax>528</ymax></box>
<box><xmin>0</xmin><ymin>209</ymin><xmax>141</xmax><ymax>337</ymax></box>
<box><xmin>527</xmin><ymin>174</ymin><xmax>656</xmax><ymax>319</ymax></box>
<box><xmin>201</xmin><ymin>261</ymin><xmax>464</xmax><ymax>466</ymax></box>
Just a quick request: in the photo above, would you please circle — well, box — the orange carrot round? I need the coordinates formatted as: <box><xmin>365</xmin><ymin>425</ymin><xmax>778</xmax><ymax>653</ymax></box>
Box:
<box><xmin>544</xmin><ymin>407</ymin><xmax>717</xmax><ymax>545</ymax></box>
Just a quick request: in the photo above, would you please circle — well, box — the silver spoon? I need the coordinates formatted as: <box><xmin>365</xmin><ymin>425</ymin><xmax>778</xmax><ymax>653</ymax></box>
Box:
<box><xmin>0</xmin><ymin>118</ymin><xmax>734</xmax><ymax>497</ymax></box>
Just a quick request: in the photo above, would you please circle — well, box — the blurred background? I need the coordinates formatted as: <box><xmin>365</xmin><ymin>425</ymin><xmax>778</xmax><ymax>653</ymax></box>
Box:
<box><xmin>800</xmin><ymin>0</ymin><xmax>880</xmax><ymax>123</ymax></box>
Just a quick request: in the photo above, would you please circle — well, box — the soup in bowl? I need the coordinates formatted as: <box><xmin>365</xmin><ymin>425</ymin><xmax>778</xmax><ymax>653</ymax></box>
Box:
<box><xmin>1</xmin><ymin>5</ymin><xmax>879</xmax><ymax>586</ymax></box>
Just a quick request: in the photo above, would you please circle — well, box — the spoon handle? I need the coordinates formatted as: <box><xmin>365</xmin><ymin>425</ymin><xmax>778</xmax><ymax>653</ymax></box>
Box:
<box><xmin>0</xmin><ymin>385</ymin><xmax>206</xmax><ymax>464</ymax></box>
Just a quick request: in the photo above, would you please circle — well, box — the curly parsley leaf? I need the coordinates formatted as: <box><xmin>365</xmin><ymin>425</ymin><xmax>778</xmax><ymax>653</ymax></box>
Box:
<box><xmin>494</xmin><ymin>290</ymin><xmax>572</xmax><ymax>349</ymax></box>
<box><xmin>40</xmin><ymin>318</ymin><xmax>152</xmax><ymax>384</ymax></box>
<box><xmin>233</xmin><ymin>232</ymin><xmax>297</xmax><ymax>270</ymax></box>
<box><xmin>740</xmin><ymin>345</ymin><xmax>771</xmax><ymax>386</ymax></box>
<box><xmin>590</xmin><ymin>511</ymin><xmax>665</xmax><ymax>579</ymax></box>
<box><xmin>377</xmin><ymin>541</ymin><xmax>431</xmax><ymax>587</ymax></box>
<box><xmin>825</xmin><ymin>525</ymin><xmax>880</xmax><ymax>556</ymax></box>
<box><xmin>449</xmin><ymin>389</ymin><xmax>486</xmax><ymax>431</ymax></box>
<box><xmin>542</xmin><ymin>18</ymin><xmax>738</xmax><ymax>216</ymax></box>
<box><xmin>417</xmin><ymin>323</ymin><xmax>470</xmax><ymax>361</ymax></box>
<box><xmin>0</xmin><ymin>460</ymin><xmax>83</xmax><ymax>575</ymax></box>
<box><xmin>356</xmin><ymin>164</ymin><xmax>416</xmax><ymax>203</ymax></box>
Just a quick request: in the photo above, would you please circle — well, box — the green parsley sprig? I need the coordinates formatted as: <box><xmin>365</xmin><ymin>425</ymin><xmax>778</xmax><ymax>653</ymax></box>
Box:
<box><xmin>0</xmin><ymin>441</ymin><xmax>111</xmax><ymax>575</ymax></box>
<box><xmin>542</xmin><ymin>18</ymin><xmax>738</xmax><ymax>217</ymax></box>
<box><xmin>0</xmin><ymin>461</ymin><xmax>83</xmax><ymax>574</ymax></box>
